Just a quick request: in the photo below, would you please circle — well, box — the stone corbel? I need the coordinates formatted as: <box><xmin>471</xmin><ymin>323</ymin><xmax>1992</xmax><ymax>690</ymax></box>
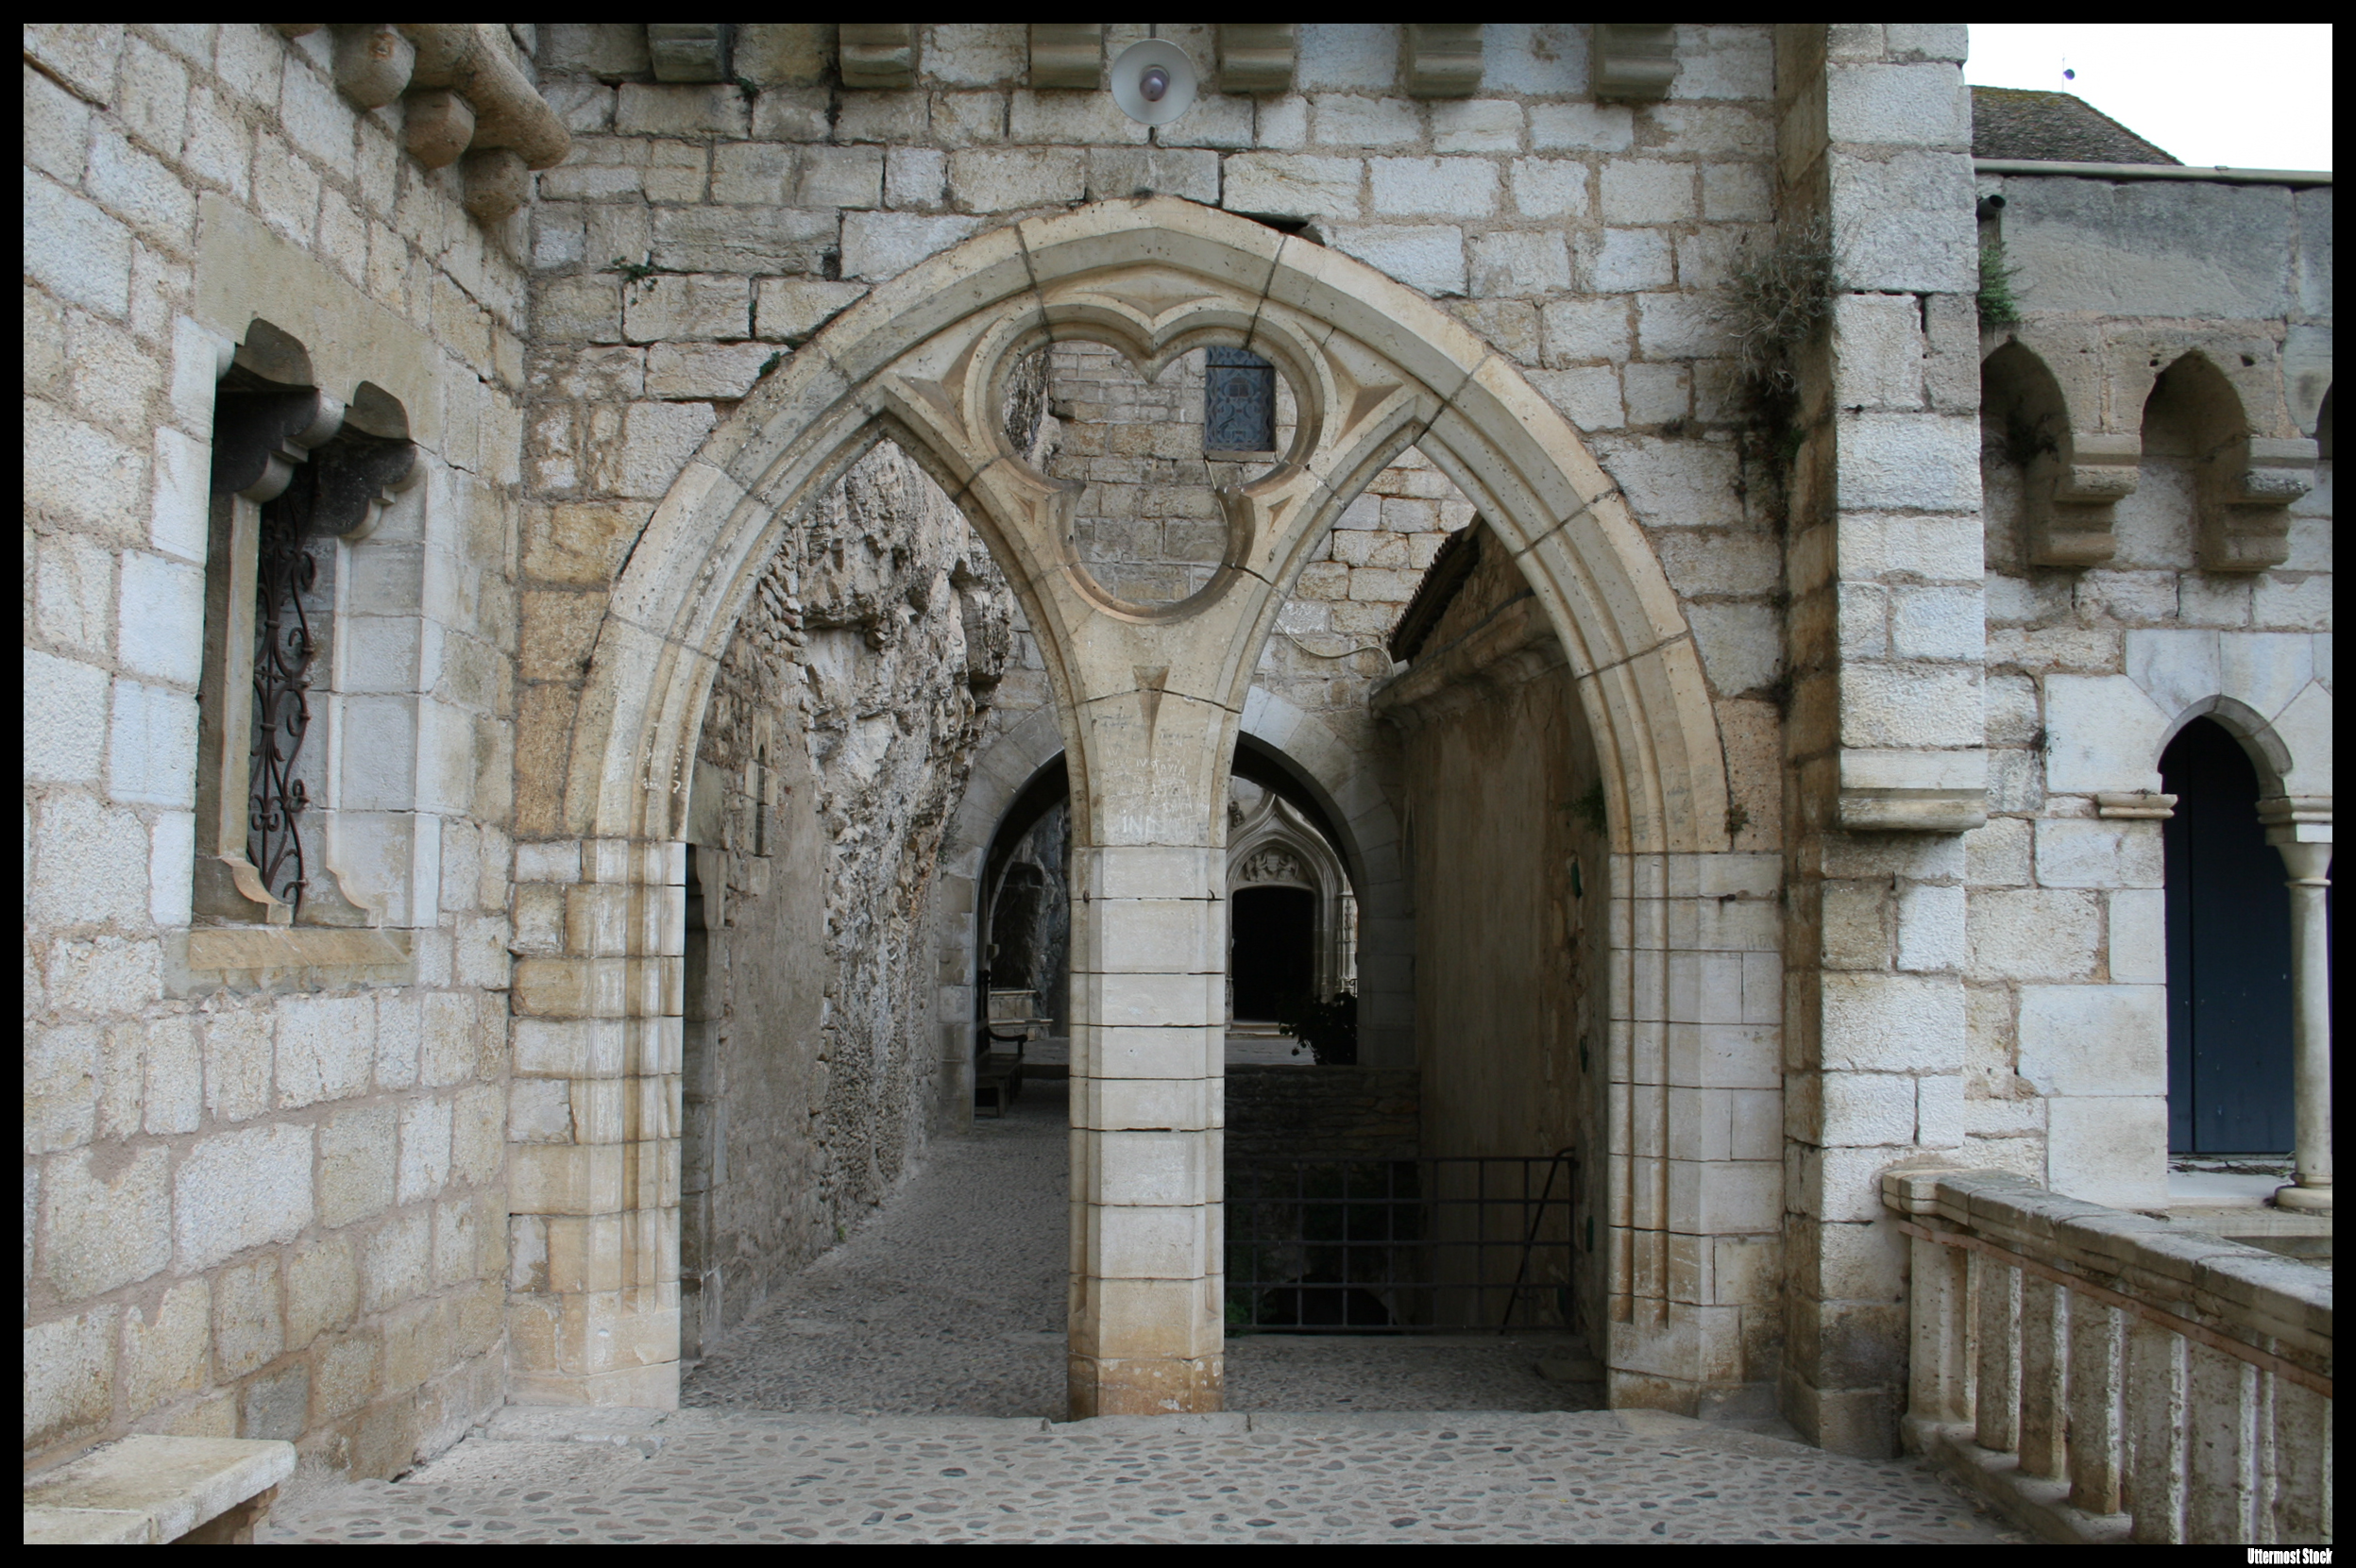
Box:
<box><xmin>2196</xmin><ymin>435</ymin><xmax>2318</xmax><ymax>572</ymax></box>
<box><xmin>1592</xmin><ymin>23</ymin><xmax>1680</xmax><ymax>101</ymax></box>
<box><xmin>1217</xmin><ymin>24</ymin><xmax>1297</xmax><ymax>94</ymax></box>
<box><xmin>646</xmin><ymin>23</ymin><xmax>729</xmax><ymax>83</ymax></box>
<box><xmin>2094</xmin><ymin>791</ymin><xmax>2176</xmax><ymax>819</ymax></box>
<box><xmin>1403</xmin><ymin>24</ymin><xmax>1483</xmax><ymax>98</ymax></box>
<box><xmin>2024</xmin><ymin>430</ymin><xmax>2139</xmax><ymax>567</ymax></box>
<box><xmin>1836</xmin><ymin>749</ymin><xmax>1988</xmax><ymax>834</ymax></box>
<box><xmin>1029</xmin><ymin>24</ymin><xmax>1103</xmax><ymax>90</ymax></box>
<box><xmin>840</xmin><ymin>24</ymin><xmax>919</xmax><ymax>89</ymax></box>
<box><xmin>307</xmin><ymin>23</ymin><xmax>573</xmax><ymax>223</ymax></box>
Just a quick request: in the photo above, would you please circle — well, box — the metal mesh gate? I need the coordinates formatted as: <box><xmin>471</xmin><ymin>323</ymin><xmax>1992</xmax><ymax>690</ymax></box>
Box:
<box><xmin>1226</xmin><ymin>1153</ymin><xmax>1579</xmax><ymax>1333</ymax></box>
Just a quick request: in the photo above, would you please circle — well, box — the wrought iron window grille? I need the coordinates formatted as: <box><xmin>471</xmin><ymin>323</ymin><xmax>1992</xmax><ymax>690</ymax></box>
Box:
<box><xmin>1205</xmin><ymin>346</ymin><xmax>1277</xmax><ymax>455</ymax></box>
<box><xmin>248</xmin><ymin>482</ymin><xmax>319</xmax><ymax>916</ymax></box>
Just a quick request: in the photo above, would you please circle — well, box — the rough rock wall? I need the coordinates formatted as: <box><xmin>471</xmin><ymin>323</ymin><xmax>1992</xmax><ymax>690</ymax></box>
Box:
<box><xmin>989</xmin><ymin>800</ymin><xmax>1071</xmax><ymax>1033</ymax></box>
<box><xmin>684</xmin><ymin>441</ymin><xmax>1014</xmax><ymax>1348</ymax></box>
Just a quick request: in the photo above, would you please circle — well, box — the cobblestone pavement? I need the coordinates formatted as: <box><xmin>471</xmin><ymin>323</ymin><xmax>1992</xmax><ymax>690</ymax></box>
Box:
<box><xmin>264</xmin><ymin>1407</ymin><xmax>2025</xmax><ymax>1543</ymax></box>
<box><xmin>263</xmin><ymin>1080</ymin><xmax>2025</xmax><ymax>1542</ymax></box>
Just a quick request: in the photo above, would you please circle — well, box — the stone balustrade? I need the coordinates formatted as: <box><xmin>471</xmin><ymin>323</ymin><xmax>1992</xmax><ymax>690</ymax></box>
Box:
<box><xmin>1883</xmin><ymin>1166</ymin><xmax>2332</xmax><ymax>1544</ymax></box>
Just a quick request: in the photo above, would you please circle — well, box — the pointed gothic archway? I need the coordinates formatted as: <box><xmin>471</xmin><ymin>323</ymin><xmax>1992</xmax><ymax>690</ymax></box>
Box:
<box><xmin>513</xmin><ymin>197</ymin><xmax>1750</xmax><ymax>1417</ymax></box>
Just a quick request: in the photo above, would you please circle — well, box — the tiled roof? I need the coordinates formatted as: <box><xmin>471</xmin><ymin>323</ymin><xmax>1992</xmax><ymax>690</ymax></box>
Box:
<box><xmin>1971</xmin><ymin>86</ymin><xmax>2182</xmax><ymax>165</ymax></box>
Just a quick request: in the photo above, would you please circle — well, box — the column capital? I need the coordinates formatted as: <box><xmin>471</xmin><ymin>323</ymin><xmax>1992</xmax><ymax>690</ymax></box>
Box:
<box><xmin>2259</xmin><ymin>795</ymin><xmax>2332</xmax><ymax>850</ymax></box>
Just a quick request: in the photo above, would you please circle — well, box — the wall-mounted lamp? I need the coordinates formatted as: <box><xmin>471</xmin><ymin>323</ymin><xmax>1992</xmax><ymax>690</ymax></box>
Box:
<box><xmin>1110</xmin><ymin>39</ymin><xmax>1196</xmax><ymax>126</ymax></box>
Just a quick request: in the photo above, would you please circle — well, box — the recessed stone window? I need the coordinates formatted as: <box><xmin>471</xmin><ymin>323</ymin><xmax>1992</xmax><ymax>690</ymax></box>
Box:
<box><xmin>195</xmin><ymin>320</ymin><xmax>416</xmax><ymax>926</ymax></box>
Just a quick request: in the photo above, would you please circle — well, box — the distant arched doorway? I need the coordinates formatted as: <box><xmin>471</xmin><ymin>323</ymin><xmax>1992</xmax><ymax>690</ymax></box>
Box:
<box><xmin>1229</xmin><ymin>885</ymin><xmax>1317</xmax><ymax>1021</ymax></box>
<box><xmin>2162</xmin><ymin>717</ymin><xmax>2296</xmax><ymax>1154</ymax></box>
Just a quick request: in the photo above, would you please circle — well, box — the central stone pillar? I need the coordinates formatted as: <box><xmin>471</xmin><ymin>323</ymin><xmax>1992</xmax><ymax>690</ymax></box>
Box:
<box><xmin>1062</xmin><ymin>671</ymin><xmax>1236</xmax><ymax>1416</ymax></box>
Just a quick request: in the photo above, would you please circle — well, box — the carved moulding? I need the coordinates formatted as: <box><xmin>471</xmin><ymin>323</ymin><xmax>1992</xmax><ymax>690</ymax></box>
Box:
<box><xmin>297</xmin><ymin>23</ymin><xmax>573</xmax><ymax>223</ymax></box>
<box><xmin>840</xmin><ymin>24</ymin><xmax>919</xmax><ymax>89</ymax></box>
<box><xmin>1403</xmin><ymin>24</ymin><xmax>1483</xmax><ymax>98</ymax></box>
<box><xmin>646</xmin><ymin>23</ymin><xmax>729</xmax><ymax>83</ymax></box>
<box><xmin>1593</xmin><ymin>23</ymin><xmax>1679</xmax><ymax>101</ymax></box>
<box><xmin>874</xmin><ymin>264</ymin><xmax>1416</xmax><ymax>639</ymax></box>
<box><xmin>1217</xmin><ymin>24</ymin><xmax>1297</xmax><ymax>94</ymax></box>
<box><xmin>1029</xmin><ymin>24</ymin><xmax>1104</xmax><ymax>90</ymax></box>
<box><xmin>1835</xmin><ymin>748</ymin><xmax>1988</xmax><ymax>834</ymax></box>
<box><xmin>2196</xmin><ymin>435</ymin><xmax>2319</xmax><ymax>572</ymax></box>
<box><xmin>2024</xmin><ymin>430</ymin><xmax>2139</xmax><ymax>566</ymax></box>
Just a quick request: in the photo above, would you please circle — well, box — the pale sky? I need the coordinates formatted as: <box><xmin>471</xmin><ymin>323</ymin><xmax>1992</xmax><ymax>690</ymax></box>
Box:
<box><xmin>1965</xmin><ymin>25</ymin><xmax>2333</xmax><ymax>172</ymax></box>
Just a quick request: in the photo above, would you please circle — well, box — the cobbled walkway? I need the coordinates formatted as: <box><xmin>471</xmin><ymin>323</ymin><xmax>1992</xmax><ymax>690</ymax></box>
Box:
<box><xmin>263</xmin><ymin>1077</ymin><xmax>2025</xmax><ymax>1543</ymax></box>
<box><xmin>263</xmin><ymin>1407</ymin><xmax>2024</xmax><ymax>1543</ymax></box>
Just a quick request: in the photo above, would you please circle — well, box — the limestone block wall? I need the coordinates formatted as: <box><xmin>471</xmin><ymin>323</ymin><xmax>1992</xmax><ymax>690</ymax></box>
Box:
<box><xmin>25</xmin><ymin>25</ymin><xmax>528</xmax><ymax>1476</ymax></box>
<box><xmin>1772</xmin><ymin>23</ymin><xmax>1986</xmax><ymax>1457</ymax></box>
<box><xmin>527</xmin><ymin>18</ymin><xmax>1789</xmax><ymax>763</ymax></box>
<box><xmin>1963</xmin><ymin>173</ymin><xmax>2335</xmax><ymax>1206</ymax></box>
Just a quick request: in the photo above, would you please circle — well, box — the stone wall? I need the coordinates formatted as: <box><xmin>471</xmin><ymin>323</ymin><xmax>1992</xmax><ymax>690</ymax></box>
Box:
<box><xmin>25</xmin><ymin>23</ymin><xmax>527</xmax><ymax>1477</ymax></box>
<box><xmin>1960</xmin><ymin>173</ymin><xmax>2335</xmax><ymax>1206</ymax></box>
<box><xmin>1377</xmin><ymin>531</ymin><xmax>1621</xmax><ymax>1340</ymax></box>
<box><xmin>677</xmin><ymin>442</ymin><xmax>1016</xmax><ymax>1353</ymax></box>
<box><xmin>1225</xmin><ymin>1067</ymin><xmax>1420</xmax><ymax>1161</ymax></box>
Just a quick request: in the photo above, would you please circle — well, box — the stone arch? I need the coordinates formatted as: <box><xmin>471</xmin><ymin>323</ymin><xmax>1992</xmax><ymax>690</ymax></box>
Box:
<box><xmin>1980</xmin><ymin>336</ymin><xmax>2137</xmax><ymax>567</ymax></box>
<box><xmin>1236</xmin><ymin>690</ymin><xmax>1414</xmax><ymax>1067</ymax></box>
<box><xmin>1226</xmin><ymin>788</ymin><xmax>1352</xmax><ymax>1018</ymax></box>
<box><xmin>517</xmin><ymin>197</ymin><xmax>1738</xmax><ymax>1415</ymax></box>
<box><xmin>936</xmin><ymin>692</ymin><xmax>1419</xmax><ymax>1096</ymax></box>
<box><xmin>932</xmin><ymin>706</ymin><xmax>1070</xmax><ymax>1121</ymax></box>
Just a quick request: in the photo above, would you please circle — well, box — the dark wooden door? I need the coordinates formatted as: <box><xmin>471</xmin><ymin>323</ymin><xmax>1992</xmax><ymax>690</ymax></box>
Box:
<box><xmin>1230</xmin><ymin>885</ymin><xmax>1315</xmax><ymax>1021</ymax></box>
<box><xmin>2161</xmin><ymin>717</ymin><xmax>2295</xmax><ymax>1154</ymax></box>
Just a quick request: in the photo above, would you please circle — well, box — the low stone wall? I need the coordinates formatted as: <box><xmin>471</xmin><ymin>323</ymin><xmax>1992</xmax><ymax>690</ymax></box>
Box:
<box><xmin>1226</xmin><ymin>1066</ymin><xmax>1419</xmax><ymax>1161</ymax></box>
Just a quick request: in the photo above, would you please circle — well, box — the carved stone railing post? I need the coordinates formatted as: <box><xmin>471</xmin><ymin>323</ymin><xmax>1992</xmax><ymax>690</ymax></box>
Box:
<box><xmin>2065</xmin><ymin>1296</ymin><xmax>2125</xmax><ymax>1515</ymax></box>
<box><xmin>1973</xmin><ymin>1252</ymin><xmax>2022</xmax><ymax>1455</ymax></box>
<box><xmin>1883</xmin><ymin>1167</ymin><xmax>2331</xmax><ymax>1545</ymax></box>
<box><xmin>2016</xmin><ymin>1273</ymin><xmax>2066</xmax><ymax>1481</ymax></box>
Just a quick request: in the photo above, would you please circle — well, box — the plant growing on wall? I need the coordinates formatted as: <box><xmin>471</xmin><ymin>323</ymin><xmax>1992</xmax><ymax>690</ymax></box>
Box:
<box><xmin>1720</xmin><ymin>214</ymin><xmax>1836</xmax><ymax>410</ymax></box>
<box><xmin>1977</xmin><ymin>236</ymin><xmax>2024</xmax><ymax>329</ymax></box>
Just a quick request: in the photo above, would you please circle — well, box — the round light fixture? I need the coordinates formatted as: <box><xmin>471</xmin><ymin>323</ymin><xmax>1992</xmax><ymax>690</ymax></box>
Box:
<box><xmin>1110</xmin><ymin>39</ymin><xmax>1197</xmax><ymax>127</ymax></box>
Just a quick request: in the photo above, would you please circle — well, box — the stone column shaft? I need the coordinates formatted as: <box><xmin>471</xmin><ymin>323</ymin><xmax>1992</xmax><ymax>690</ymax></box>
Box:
<box><xmin>2272</xmin><ymin>840</ymin><xmax>2332</xmax><ymax>1212</ymax></box>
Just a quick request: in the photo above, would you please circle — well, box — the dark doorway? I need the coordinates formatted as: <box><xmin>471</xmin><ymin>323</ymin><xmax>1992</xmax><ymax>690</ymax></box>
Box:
<box><xmin>1230</xmin><ymin>885</ymin><xmax>1315</xmax><ymax>1021</ymax></box>
<box><xmin>2162</xmin><ymin>717</ymin><xmax>2295</xmax><ymax>1154</ymax></box>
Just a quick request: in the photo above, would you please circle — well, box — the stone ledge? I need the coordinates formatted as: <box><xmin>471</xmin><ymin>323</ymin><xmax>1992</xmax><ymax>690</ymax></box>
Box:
<box><xmin>169</xmin><ymin>926</ymin><xmax>415</xmax><ymax>994</ymax></box>
<box><xmin>22</xmin><ymin>1435</ymin><xmax>296</xmax><ymax>1544</ymax></box>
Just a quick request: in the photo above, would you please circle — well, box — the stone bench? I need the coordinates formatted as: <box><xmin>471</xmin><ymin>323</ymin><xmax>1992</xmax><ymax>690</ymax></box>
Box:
<box><xmin>23</xmin><ymin>1435</ymin><xmax>296</xmax><ymax>1544</ymax></box>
